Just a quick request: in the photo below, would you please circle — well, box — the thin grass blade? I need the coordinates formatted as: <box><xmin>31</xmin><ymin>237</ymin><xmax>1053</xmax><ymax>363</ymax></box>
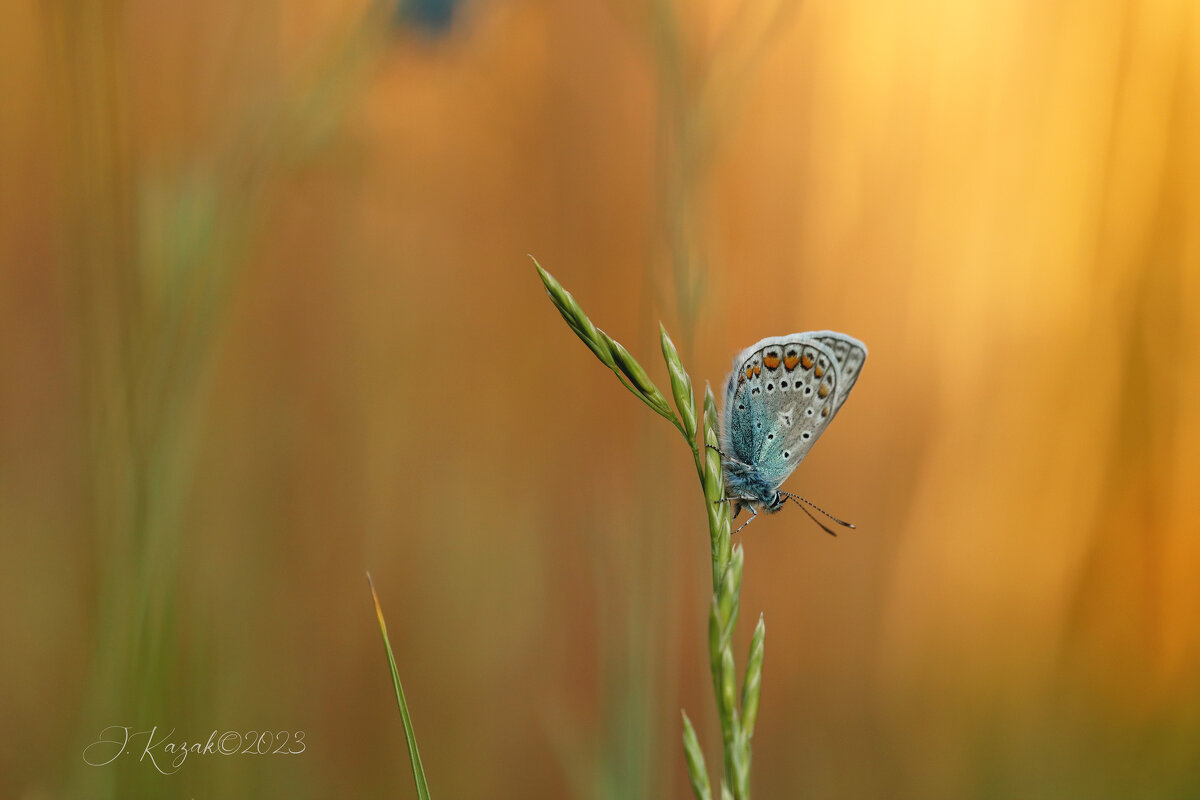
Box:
<box><xmin>368</xmin><ymin>573</ymin><xmax>432</xmax><ymax>800</ymax></box>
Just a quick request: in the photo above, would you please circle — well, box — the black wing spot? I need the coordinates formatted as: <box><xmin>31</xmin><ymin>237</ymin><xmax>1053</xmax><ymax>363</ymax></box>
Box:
<box><xmin>738</xmin><ymin>404</ymin><xmax>745</xmax><ymax>410</ymax></box>
<box><xmin>768</xmin><ymin>434</ymin><xmax>774</xmax><ymax>440</ymax></box>
<box><xmin>805</xmin><ymin>408</ymin><xmax>814</xmax><ymax>416</ymax></box>
<box><xmin>767</xmin><ymin>383</ymin><xmax>773</xmax><ymax>391</ymax></box>
<box><xmin>756</xmin><ymin>422</ymin><xmax>762</xmax><ymax>429</ymax></box>
<box><xmin>781</xmin><ymin>380</ymin><xmax>788</xmax><ymax>388</ymax></box>
<box><xmin>784</xmin><ymin>451</ymin><xmax>790</xmax><ymax>458</ymax></box>
<box><xmin>804</xmin><ymin>387</ymin><xmax>812</xmax><ymax>395</ymax></box>
<box><xmin>802</xmin><ymin>432</ymin><xmax>811</xmax><ymax>439</ymax></box>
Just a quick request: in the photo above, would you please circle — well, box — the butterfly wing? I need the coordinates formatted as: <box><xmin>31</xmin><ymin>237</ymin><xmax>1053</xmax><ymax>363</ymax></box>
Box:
<box><xmin>808</xmin><ymin>330</ymin><xmax>868</xmax><ymax>413</ymax></box>
<box><xmin>722</xmin><ymin>331</ymin><xmax>867</xmax><ymax>487</ymax></box>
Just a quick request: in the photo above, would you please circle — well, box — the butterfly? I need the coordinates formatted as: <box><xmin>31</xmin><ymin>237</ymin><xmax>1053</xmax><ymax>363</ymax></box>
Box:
<box><xmin>717</xmin><ymin>331</ymin><xmax>867</xmax><ymax>535</ymax></box>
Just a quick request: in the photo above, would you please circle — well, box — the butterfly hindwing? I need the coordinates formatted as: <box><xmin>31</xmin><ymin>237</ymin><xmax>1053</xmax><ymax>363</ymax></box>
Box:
<box><xmin>811</xmin><ymin>330</ymin><xmax>867</xmax><ymax>414</ymax></box>
<box><xmin>722</xmin><ymin>332</ymin><xmax>867</xmax><ymax>488</ymax></box>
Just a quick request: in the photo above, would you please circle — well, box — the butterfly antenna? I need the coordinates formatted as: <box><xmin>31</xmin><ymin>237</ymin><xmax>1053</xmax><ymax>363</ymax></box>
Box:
<box><xmin>784</xmin><ymin>496</ymin><xmax>840</xmax><ymax>537</ymax></box>
<box><xmin>781</xmin><ymin>493</ymin><xmax>856</xmax><ymax>530</ymax></box>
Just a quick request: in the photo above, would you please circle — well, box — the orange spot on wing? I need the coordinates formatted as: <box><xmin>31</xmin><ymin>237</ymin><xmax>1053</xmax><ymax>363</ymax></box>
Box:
<box><xmin>814</xmin><ymin>365</ymin><xmax>824</xmax><ymax>378</ymax></box>
<box><xmin>745</xmin><ymin>367</ymin><xmax>754</xmax><ymax>379</ymax></box>
<box><xmin>818</xmin><ymin>383</ymin><xmax>830</xmax><ymax>398</ymax></box>
<box><xmin>764</xmin><ymin>354</ymin><xmax>781</xmax><ymax>370</ymax></box>
<box><xmin>800</xmin><ymin>354</ymin><xmax>814</xmax><ymax>369</ymax></box>
<box><xmin>784</xmin><ymin>354</ymin><xmax>800</xmax><ymax>370</ymax></box>
<box><xmin>753</xmin><ymin>364</ymin><xmax>761</xmax><ymax>376</ymax></box>
<box><xmin>822</xmin><ymin>404</ymin><xmax>830</xmax><ymax>416</ymax></box>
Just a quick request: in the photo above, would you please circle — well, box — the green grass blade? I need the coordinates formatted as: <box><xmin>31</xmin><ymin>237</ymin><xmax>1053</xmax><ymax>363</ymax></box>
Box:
<box><xmin>368</xmin><ymin>573</ymin><xmax>432</xmax><ymax>800</ymax></box>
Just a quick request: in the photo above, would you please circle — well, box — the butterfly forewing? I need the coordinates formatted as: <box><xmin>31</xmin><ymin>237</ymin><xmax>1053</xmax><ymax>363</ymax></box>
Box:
<box><xmin>722</xmin><ymin>332</ymin><xmax>867</xmax><ymax>487</ymax></box>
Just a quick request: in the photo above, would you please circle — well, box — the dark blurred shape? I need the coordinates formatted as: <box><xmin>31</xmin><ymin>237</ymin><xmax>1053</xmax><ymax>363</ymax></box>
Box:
<box><xmin>394</xmin><ymin>0</ymin><xmax>459</xmax><ymax>34</ymax></box>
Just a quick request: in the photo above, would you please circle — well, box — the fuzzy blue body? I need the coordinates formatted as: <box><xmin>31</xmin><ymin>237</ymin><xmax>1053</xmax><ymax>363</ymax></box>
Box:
<box><xmin>722</xmin><ymin>460</ymin><xmax>787</xmax><ymax>518</ymax></box>
<box><xmin>720</xmin><ymin>332</ymin><xmax>867</xmax><ymax>521</ymax></box>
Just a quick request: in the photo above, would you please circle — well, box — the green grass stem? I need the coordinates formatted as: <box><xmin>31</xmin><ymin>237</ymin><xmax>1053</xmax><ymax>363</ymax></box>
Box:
<box><xmin>536</xmin><ymin>263</ymin><xmax>764</xmax><ymax>800</ymax></box>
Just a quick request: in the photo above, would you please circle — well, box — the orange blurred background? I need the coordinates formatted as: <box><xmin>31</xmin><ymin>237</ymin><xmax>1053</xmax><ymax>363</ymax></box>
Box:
<box><xmin>2</xmin><ymin>1</ymin><xmax>1199</xmax><ymax>798</ymax></box>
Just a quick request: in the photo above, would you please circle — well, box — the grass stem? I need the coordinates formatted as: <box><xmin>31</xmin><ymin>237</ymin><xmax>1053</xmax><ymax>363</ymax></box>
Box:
<box><xmin>536</xmin><ymin>263</ymin><xmax>764</xmax><ymax>800</ymax></box>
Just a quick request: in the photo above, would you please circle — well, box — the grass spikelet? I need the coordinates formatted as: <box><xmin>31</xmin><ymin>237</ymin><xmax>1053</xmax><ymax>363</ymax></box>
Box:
<box><xmin>681</xmin><ymin>710</ymin><xmax>713</xmax><ymax>800</ymax></box>
<box><xmin>741</xmin><ymin>614</ymin><xmax>765</xmax><ymax>739</ymax></box>
<box><xmin>660</xmin><ymin>323</ymin><xmax>697</xmax><ymax>440</ymax></box>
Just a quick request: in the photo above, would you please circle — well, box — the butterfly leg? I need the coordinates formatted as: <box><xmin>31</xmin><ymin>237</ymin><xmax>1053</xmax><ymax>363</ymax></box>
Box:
<box><xmin>716</xmin><ymin>495</ymin><xmax>755</xmax><ymax>519</ymax></box>
<box><xmin>732</xmin><ymin>505</ymin><xmax>759</xmax><ymax>535</ymax></box>
<box><xmin>705</xmin><ymin>444</ymin><xmax>753</xmax><ymax>470</ymax></box>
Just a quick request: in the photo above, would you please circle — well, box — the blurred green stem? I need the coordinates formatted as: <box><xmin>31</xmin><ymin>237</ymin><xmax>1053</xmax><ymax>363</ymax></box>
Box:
<box><xmin>50</xmin><ymin>3</ymin><xmax>394</xmax><ymax>797</ymax></box>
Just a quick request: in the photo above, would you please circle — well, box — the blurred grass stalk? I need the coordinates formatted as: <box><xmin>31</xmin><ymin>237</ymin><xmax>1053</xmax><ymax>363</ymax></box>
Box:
<box><xmin>47</xmin><ymin>3</ymin><xmax>393</xmax><ymax>797</ymax></box>
<box><xmin>638</xmin><ymin>0</ymin><xmax>798</xmax><ymax>350</ymax></box>
<box><xmin>560</xmin><ymin>6</ymin><xmax>799</xmax><ymax>797</ymax></box>
<box><xmin>537</xmin><ymin>262</ymin><xmax>765</xmax><ymax>800</ymax></box>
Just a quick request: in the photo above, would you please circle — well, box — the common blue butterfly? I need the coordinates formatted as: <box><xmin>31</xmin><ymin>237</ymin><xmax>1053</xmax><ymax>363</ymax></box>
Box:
<box><xmin>718</xmin><ymin>331</ymin><xmax>867</xmax><ymax>535</ymax></box>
